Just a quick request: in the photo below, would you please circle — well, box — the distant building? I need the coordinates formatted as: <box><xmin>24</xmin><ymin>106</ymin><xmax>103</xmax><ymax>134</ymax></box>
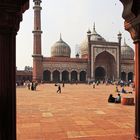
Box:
<box><xmin>16</xmin><ymin>67</ymin><xmax>32</xmax><ymax>84</ymax></box>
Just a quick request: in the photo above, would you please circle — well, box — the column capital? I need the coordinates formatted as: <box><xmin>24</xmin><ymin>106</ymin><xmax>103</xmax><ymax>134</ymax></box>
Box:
<box><xmin>0</xmin><ymin>1</ymin><xmax>29</xmax><ymax>33</ymax></box>
<box><xmin>120</xmin><ymin>0</ymin><xmax>140</xmax><ymax>42</ymax></box>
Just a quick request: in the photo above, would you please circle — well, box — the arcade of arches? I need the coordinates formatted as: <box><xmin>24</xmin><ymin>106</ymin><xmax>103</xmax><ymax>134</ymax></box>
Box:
<box><xmin>43</xmin><ymin>70</ymin><xmax>86</xmax><ymax>82</ymax></box>
<box><xmin>121</xmin><ymin>72</ymin><xmax>134</xmax><ymax>82</ymax></box>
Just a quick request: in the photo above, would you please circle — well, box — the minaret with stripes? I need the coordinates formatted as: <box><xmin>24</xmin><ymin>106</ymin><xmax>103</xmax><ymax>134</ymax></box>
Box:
<box><xmin>32</xmin><ymin>0</ymin><xmax>43</xmax><ymax>82</ymax></box>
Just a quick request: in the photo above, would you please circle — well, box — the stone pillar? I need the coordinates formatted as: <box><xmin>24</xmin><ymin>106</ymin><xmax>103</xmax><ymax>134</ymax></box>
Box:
<box><xmin>87</xmin><ymin>29</ymin><xmax>91</xmax><ymax>82</ymax></box>
<box><xmin>69</xmin><ymin>72</ymin><xmax>71</xmax><ymax>82</ymax></box>
<box><xmin>0</xmin><ymin>1</ymin><xmax>29</xmax><ymax>140</ymax></box>
<box><xmin>51</xmin><ymin>72</ymin><xmax>53</xmax><ymax>82</ymax></box>
<box><xmin>77</xmin><ymin>73</ymin><xmax>80</xmax><ymax>81</ymax></box>
<box><xmin>120</xmin><ymin>0</ymin><xmax>140</xmax><ymax>139</ymax></box>
<box><xmin>32</xmin><ymin>0</ymin><xmax>43</xmax><ymax>82</ymax></box>
<box><xmin>135</xmin><ymin>41</ymin><xmax>140</xmax><ymax>140</ymax></box>
<box><xmin>60</xmin><ymin>72</ymin><xmax>62</xmax><ymax>82</ymax></box>
<box><xmin>126</xmin><ymin>73</ymin><xmax>128</xmax><ymax>82</ymax></box>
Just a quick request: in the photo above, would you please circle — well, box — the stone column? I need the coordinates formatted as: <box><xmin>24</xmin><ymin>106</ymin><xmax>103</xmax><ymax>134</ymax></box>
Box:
<box><xmin>87</xmin><ymin>30</ymin><xmax>91</xmax><ymax>82</ymax></box>
<box><xmin>50</xmin><ymin>72</ymin><xmax>53</xmax><ymax>82</ymax></box>
<box><xmin>78</xmin><ymin>73</ymin><xmax>80</xmax><ymax>81</ymax></box>
<box><xmin>135</xmin><ymin>40</ymin><xmax>140</xmax><ymax>140</ymax></box>
<box><xmin>126</xmin><ymin>73</ymin><xmax>128</xmax><ymax>82</ymax></box>
<box><xmin>0</xmin><ymin>1</ymin><xmax>29</xmax><ymax>140</ymax></box>
<box><xmin>60</xmin><ymin>72</ymin><xmax>62</xmax><ymax>82</ymax></box>
<box><xmin>69</xmin><ymin>72</ymin><xmax>71</xmax><ymax>82</ymax></box>
<box><xmin>120</xmin><ymin>0</ymin><xmax>140</xmax><ymax>139</ymax></box>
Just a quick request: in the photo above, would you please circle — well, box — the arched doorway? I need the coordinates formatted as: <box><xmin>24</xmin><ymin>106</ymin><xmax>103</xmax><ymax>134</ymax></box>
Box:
<box><xmin>43</xmin><ymin>70</ymin><xmax>51</xmax><ymax>81</ymax></box>
<box><xmin>128</xmin><ymin>72</ymin><xmax>133</xmax><ymax>82</ymax></box>
<box><xmin>121</xmin><ymin>72</ymin><xmax>126</xmax><ymax>81</ymax></box>
<box><xmin>62</xmin><ymin>70</ymin><xmax>69</xmax><ymax>82</ymax></box>
<box><xmin>71</xmin><ymin>71</ymin><xmax>77</xmax><ymax>81</ymax></box>
<box><xmin>53</xmin><ymin>70</ymin><xmax>60</xmax><ymax>82</ymax></box>
<box><xmin>95</xmin><ymin>67</ymin><xmax>106</xmax><ymax>81</ymax></box>
<box><xmin>94</xmin><ymin>51</ymin><xmax>116</xmax><ymax>81</ymax></box>
<box><xmin>80</xmin><ymin>71</ymin><xmax>86</xmax><ymax>82</ymax></box>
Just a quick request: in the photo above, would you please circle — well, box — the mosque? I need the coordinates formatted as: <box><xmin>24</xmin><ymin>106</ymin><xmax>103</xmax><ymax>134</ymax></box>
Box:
<box><xmin>32</xmin><ymin>0</ymin><xmax>134</xmax><ymax>83</ymax></box>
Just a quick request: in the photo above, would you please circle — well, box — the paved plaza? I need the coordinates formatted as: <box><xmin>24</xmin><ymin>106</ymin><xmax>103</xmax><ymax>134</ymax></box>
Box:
<box><xmin>17</xmin><ymin>84</ymin><xmax>135</xmax><ymax>140</ymax></box>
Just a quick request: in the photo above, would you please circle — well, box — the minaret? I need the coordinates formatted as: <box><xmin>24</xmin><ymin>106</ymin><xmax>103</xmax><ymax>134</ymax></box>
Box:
<box><xmin>118</xmin><ymin>32</ymin><xmax>122</xmax><ymax>80</ymax></box>
<box><xmin>32</xmin><ymin>0</ymin><xmax>43</xmax><ymax>82</ymax></box>
<box><xmin>87</xmin><ymin>29</ymin><xmax>91</xmax><ymax>82</ymax></box>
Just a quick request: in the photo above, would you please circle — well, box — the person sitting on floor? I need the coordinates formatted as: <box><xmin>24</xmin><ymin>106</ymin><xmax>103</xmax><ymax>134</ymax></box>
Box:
<box><xmin>115</xmin><ymin>86</ymin><xmax>119</xmax><ymax>92</ymax></box>
<box><xmin>115</xmin><ymin>93</ymin><xmax>121</xmax><ymax>103</ymax></box>
<box><xmin>108</xmin><ymin>94</ymin><xmax>115</xmax><ymax>103</ymax></box>
<box><xmin>121</xmin><ymin>87</ymin><xmax>126</xmax><ymax>93</ymax></box>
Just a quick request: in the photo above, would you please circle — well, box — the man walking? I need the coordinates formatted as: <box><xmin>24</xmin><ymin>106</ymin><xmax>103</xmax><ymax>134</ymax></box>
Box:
<box><xmin>57</xmin><ymin>84</ymin><xmax>61</xmax><ymax>93</ymax></box>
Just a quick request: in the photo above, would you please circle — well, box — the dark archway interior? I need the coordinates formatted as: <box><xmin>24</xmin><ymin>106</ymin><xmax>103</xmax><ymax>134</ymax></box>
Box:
<box><xmin>62</xmin><ymin>71</ymin><xmax>69</xmax><ymax>82</ymax></box>
<box><xmin>121</xmin><ymin>72</ymin><xmax>126</xmax><ymax>81</ymax></box>
<box><xmin>95</xmin><ymin>67</ymin><xmax>105</xmax><ymax>81</ymax></box>
<box><xmin>71</xmin><ymin>71</ymin><xmax>77</xmax><ymax>81</ymax></box>
<box><xmin>43</xmin><ymin>70</ymin><xmax>51</xmax><ymax>81</ymax></box>
<box><xmin>80</xmin><ymin>71</ymin><xmax>86</xmax><ymax>82</ymax></box>
<box><xmin>53</xmin><ymin>70</ymin><xmax>60</xmax><ymax>82</ymax></box>
<box><xmin>128</xmin><ymin>72</ymin><xmax>133</xmax><ymax>82</ymax></box>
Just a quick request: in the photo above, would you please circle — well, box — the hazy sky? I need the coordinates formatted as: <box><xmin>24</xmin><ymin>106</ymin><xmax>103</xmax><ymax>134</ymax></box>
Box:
<box><xmin>16</xmin><ymin>0</ymin><xmax>134</xmax><ymax>70</ymax></box>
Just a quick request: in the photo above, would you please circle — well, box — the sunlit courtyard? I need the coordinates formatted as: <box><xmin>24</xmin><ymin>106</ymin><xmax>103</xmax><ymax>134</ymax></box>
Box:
<box><xmin>17</xmin><ymin>83</ymin><xmax>135</xmax><ymax>140</ymax></box>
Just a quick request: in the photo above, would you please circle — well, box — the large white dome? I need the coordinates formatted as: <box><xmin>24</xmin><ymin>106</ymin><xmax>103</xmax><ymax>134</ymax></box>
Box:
<box><xmin>51</xmin><ymin>35</ymin><xmax>71</xmax><ymax>58</ymax></box>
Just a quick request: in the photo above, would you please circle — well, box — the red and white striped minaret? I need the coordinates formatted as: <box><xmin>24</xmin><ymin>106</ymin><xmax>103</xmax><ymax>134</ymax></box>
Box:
<box><xmin>32</xmin><ymin>0</ymin><xmax>43</xmax><ymax>82</ymax></box>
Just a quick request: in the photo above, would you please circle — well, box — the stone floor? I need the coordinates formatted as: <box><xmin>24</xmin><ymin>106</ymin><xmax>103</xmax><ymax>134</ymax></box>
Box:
<box><xmin>17</xmin><ymin>83</ymin><xmax>135</xmax><ymax>140</ymax></box>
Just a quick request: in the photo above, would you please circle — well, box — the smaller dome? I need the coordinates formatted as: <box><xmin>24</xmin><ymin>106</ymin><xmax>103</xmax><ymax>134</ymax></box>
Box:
<box><xmin>80</xmin><ymin>38</ymin><xmax>88</xmax><ymax>58</ymax></box>
<box><xmin>51</xmin><ymin>34</ymin><xmax>71</xmax><ymax>58</ymax></box>
<box><xmin>121</xmin><ymin>40</ymin><xmax>134</xmax><ymax>60</ymax></box>
<box><xmin>90</xmin><ymin>23</ymin><xmax>106</xmax><ymax>42</ymax></box>
<box><xmin>80</xmin><ymin>23</ymin><xmax>106</xmax><ymax>58</ymax></box>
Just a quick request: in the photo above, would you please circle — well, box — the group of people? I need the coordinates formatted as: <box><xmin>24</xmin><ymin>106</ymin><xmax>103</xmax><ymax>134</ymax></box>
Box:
<box><xmin>115</xmin><ymin>86</ymin><xmax>133</xmax><ymax>94</ymax></box>
<box><xmin>108</xmin><ymin>93</ymin><xmax>121</xmax><ymax>103</ymax></box>
<box><xmin>27</xmin><ymin>81</ymin><xmax>38</xmax><ymax>91</ymax></box>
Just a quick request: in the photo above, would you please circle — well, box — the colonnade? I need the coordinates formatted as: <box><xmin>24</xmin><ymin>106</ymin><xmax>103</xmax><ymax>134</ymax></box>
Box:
<box><xmin>43</xmin><ymin>70</ymin><xmax>86</xmax><ymax>82</ymax></box>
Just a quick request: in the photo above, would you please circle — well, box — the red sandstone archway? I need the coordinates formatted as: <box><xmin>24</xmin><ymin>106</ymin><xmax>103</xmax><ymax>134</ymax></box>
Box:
<box><xmin>62</xmin><ymin>70</ymin><xmax>69</xmax><ymax>82</ymax></box>
<box><xmin>121</xmin><ymin>71</ymin><xmax>126</xmax><ymax>81</ymax></box>
<box><xmin>43</xmin><ymin>70</ymin><xmax>51</xmax><ymax>81</ymax></box>
<box><xmin>95</xmin><ymin>51</ymin><xmax>116</xmax><ymax>80</ymax></box>
<box><xmin>71</xmin><ymin>71</ymin><xmax>77</xmax><ymax>81</ymax></box>
<box><xmin>128</xmin><ymin>72</ymin><xmax>133</xmax><ymax>82</ymax></box>
<box><xmin>80</xmin><ymin>71</ymin><xmax>86</xmax><ymax>82</ymax></box>
<box><xmin>53</xmin><ymin>70</ymin><xmax>60</xmax><ymax>82</ymax></box>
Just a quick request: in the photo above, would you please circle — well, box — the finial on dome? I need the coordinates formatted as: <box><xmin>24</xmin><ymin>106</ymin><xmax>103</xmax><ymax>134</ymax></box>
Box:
<box><xmin>60</xmin><ymin>33</ymin><xmax>62</xmax><ymax>41</ymax></box>
<box><xmin>93</xmin><ymin>22</ymin><xmax>95</xmax><ymax>30</ymax></box>
<box><xmin>92</xmin><ymin>22</ymin><xmax>97</xmax><ymax>34</ymax></box>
